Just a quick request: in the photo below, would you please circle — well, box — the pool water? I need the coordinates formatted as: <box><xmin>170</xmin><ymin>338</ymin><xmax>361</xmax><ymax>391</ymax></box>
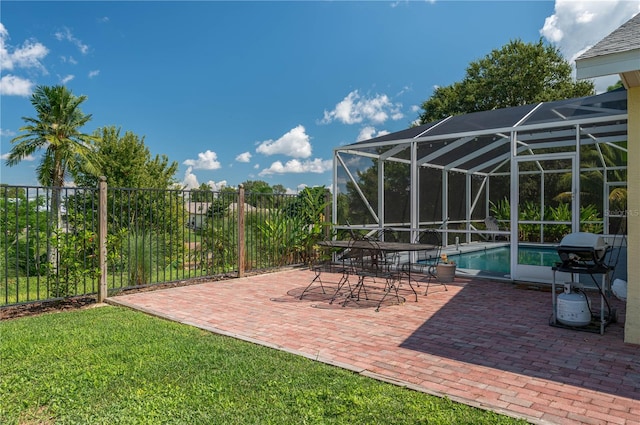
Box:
<box><xmin>444</xmin><ymin>246</ymin><xmax>560</xmax><ymax>274</ymax></box>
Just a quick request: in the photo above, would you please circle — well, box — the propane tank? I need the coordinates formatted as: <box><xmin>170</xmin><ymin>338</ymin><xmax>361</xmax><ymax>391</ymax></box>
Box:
<box><xmin>557</xmin><ymin>284</ymin><xmax>591</xmax><ymax>327</ymax></box>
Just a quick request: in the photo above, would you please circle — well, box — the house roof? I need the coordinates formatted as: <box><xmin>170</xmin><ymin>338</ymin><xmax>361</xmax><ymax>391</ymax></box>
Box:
<box><xmin>578</xmin><ymin>13</ymin><xmax>640</xmax><ymax>59</ymax></box>
<box><xmin>576</xmin><ymin>13</ymin><xmax>640</xmax><ymax>86</ymax></box>
<box><xmin>185</xmin><ymin>202</ymin><xmax>211</xmax><ymax>215</ymax></box>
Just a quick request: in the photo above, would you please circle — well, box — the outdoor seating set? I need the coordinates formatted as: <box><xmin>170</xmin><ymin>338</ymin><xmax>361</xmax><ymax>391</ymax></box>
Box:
<box><xmin>299</xmin><ymin>229</ymin><xmax>448</xmax><ymax>311</ymax></box>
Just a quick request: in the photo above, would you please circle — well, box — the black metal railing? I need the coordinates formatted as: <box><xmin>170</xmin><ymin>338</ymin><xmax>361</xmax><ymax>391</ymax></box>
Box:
<box><xmin>1</xmin><ymin>183</ymin><xmax>329</xmax><ymax>307</ymax></box>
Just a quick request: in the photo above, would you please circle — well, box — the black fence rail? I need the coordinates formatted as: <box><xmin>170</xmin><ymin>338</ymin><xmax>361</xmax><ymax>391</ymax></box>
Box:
<box><xmin>1</xmin><ymin>183</ymin><xmax>330</xmax><ymax>307</ymax></box>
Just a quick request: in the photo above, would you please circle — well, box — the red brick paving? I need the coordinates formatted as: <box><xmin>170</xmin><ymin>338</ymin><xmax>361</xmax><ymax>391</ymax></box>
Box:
<box><xmin>108</xmin><ymin>268</ymin><xmax>640</xmax><ymax>425</ymax></box>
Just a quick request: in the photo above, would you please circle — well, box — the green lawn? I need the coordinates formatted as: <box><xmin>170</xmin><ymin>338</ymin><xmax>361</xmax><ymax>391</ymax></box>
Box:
<box><xmin>0</xmin><ymin>267</ymin><xmax>215</xmax><ymax>306</ymax></box>
<box><xmin>0</xmin><ymin>306</ymin><xmax>529</xmax><ymax>425</ymax></box>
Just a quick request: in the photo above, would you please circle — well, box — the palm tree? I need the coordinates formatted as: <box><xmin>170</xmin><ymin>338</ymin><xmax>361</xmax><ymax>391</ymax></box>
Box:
<box><xmin>554</xmin><ymin>141</ymin><xmax>627</xmax><ymax>208</ymax></box>
<box><xmin>6</xmin><ymin>85</ymin><xmax>101</xmax><ymax>267</ymax></box>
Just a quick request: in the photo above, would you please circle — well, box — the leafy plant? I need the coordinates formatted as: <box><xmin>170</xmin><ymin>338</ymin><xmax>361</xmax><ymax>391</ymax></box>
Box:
<box><xmin>489</xmin><ymin>198</ymin><xmax>510</xmax><ymax>223</ymax></box>
<box><xmin>126</xmin><ymin>232</ymin><xmax>157</xmax><ymax>287</ymax></box>
<box><xmin>580</xmin><ymin>204</ymin><xmax>604</xmax><ymax>234</ymax></box>
<box><xmin>200</xmin><ymin>218</ymin><xmax>237</xmax><ymax>273</ymax></box>
<box><xmin>0</xmin><ymin>191</ymin><xmax>49</xmax><ymax>276</ymax></box>
<box><xmin>489</xmin><ymin>197</ymin><xmax>603</xmax><ymax>242</ymax></box>
<box><xmin>49</xmin><ymin>229</ymin><xmax>100</xmax><ymax>298</ymax></box>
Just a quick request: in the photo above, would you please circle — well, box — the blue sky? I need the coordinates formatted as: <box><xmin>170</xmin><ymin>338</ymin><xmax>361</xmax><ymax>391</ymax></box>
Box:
<box><xmin>1</xmin><ymin>1</ymin><xmax>638</xmax><ymax>193</ymax></box>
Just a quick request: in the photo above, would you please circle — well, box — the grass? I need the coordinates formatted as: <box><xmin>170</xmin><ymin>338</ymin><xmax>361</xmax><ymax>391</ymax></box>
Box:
<box><xmin>0</xmin><ymin>306</ymin><xmax>529</xmax><ymax>425</ymax></box>
<box><xmin>0</xmin><ymin>267</ymin><xmax>216</xmax><ymax>306</ymax></box>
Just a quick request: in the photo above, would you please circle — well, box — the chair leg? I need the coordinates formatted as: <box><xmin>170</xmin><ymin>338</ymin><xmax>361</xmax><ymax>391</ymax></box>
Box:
<box><xmin>425</xmin><ymin>265</ymin><xmax>448</xmax><ymax>296</ymax></box>
<box><xmin>399</xmin><ymin>268</ymin><xmax>418</xmax><ymax>302</ymax></box>
<box><xmin>376</xmin><ymin>275</ymin><xmax>402</xmax><ymax>312</ymax></box>
<box><xmin>300</xmin><ymin>269</ymin><xmax>326</xmax><ymax>300</ymax></box>
<box><xmin>329</xmin><ymin>272</ymin><xmax>351</xmax><ymax>304</ymax></box>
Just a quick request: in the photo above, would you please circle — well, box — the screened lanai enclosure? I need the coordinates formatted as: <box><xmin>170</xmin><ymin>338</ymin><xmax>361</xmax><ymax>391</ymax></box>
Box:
<box><xmin>332</xmin><ymin>89</ymin><xmax>628</xmax><ymax>283</ymax></box>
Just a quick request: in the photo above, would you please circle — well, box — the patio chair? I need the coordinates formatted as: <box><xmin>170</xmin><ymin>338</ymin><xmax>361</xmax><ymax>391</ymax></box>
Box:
<box><xmin>300</xmin><ymin>252</ymin><xmax>349</xmax><ymax>300</ymax></box>
<box><xmin>484</xmin><ymin>216</ymin><xmax>508</xmax><ymax>241</ymax></box>
<box><xmin>328</xmin><ymin>235</ymin><xmax>365</xmax><ymax>305</ymax></box>
<box><xmin>401</xmin><ymin>229</ymin><xmax>447</xmax><ymax>295</ymax></box>
<box><xmin>347</xmin><ymin>238</ymin><xmax>403</xmax><ymax>312</ymax></box>
<box><xmin>372</xmin><ymin>228</ymin><xmax>401</xmax><ymax>265</ymax></box>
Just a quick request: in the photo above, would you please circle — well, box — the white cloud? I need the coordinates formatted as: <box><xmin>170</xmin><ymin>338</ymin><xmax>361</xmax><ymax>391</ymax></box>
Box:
<box><xmin>259</xmin><ymin>158</ymin><xmax>332</xmax><ymax>176</ymax></box>
<box><xmin>256</xmin><ymin>125</ymin><xmax>312</xmax><ymax>158</ymax></box>
<box><xmin>0</xmin><ymin>74</ymin><xmax>33</xmax><ymax>96</ymax></box>
<box><xmin>253</xmin><ymin>163</ymin><xmax>259</xmax><ymax>169</ymax></box>
<box><xmin>321</xmin><ymin>90</ymin><xmax>404</xmax><ymax>125</ymax></box>
<box><xmin>356</xmin><ymin>126</ymin><xmax>390</xmax><ymax>142</ymax></box>
<box><xmin>60</xmin><ymin>74</ymin><xmax>74</xmax><ymax>84</ymax></box>
<box><xmin>183</xmin><ymin>150</ymin><xmax>222</xmax><ymax>170</ymax></box>
<box><xmin>88</xmin><ymin>70</ymin><xmax>100</xmax><ymax>78</ymax></box>
<box><xmin>235</xmin><ymin>151</ymin><xmax>252</xmax><ymax>162</ymax></box>
<box><xmin>541</xmin><ymin>0</ymin><xmax>640</xmax><ymax>91</ymax></box>
<box><xmin>206</xmin><ymin>180</ymin><xmax>228</xmax><ymax>191</ymax></box>
<box><xmin>1</xmin><ymin>152</ymin><xmax>35</xmax><ymax>161</ymax></box>
<box><xmin>60</xmin><ymin>56</ymin><xmax>77</xmax><ymax>65</ymax></box>
<box><xmin>0</xmin><ymin>128</ymin><xmax>16</xmax><ymax>137</ymax></box>
<box><xmin>181</xmin><ymin>166</ymin><xmax>199</xmax><ymax>189</ymax></box>
<box><xmin>54</xmin><ymin>27</ymin><xmax>89</xmax><ymax>54</ymax></box>
<box><xmin>0</xmin><ymin>25</ymin><xmax>49</xmax><ymax>74</ymax></box>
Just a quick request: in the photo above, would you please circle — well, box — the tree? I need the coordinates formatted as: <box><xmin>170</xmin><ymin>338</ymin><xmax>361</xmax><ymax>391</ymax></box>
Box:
<box><xmin>72</xmin><ymin>126</ymin><xmax>182</xmax><ymax>234</ymax></box>
<box><xmin>190</xmin><ymin>183</ymin><xmax>214</xmax><ymax>202</ymax></box>
<box><xmin>418</xmin><ymin>39</ymin><xmax>595</xmax><ymax>124</ymax></box>
<box><xmin>6</xmin><ymin>86</ymin><xmax>100</xmax><ymax>218</ymax></box>
<box><xmin>241</xmin><ymin>180</ymin><xmax>274</xmax><ymax>208</ymax></box>
<box><xmin>272</xmin><ymin>184</ymin><xmax>287</xmax><ymax>195</ymax></box>
<box><xmin>607</xmin><ymin>80</ymin><xmax>624</xmax><ymax>91</ymax></box>
<box><xmin>6</xmin><ymin>85</ymin><xmax>101</xmax><ymax>269</ymax></box>
<box><xmin>0</xmin><ymin>186</ymin><xmax>48</xmax><ymax>276</ymax></box>
<box><xmin>342</xmin><ymin>155</ymin><xmax>413</xmax><ymax>227</ymax></box>
<box><xmin>75</xmin><ymin>126</ymin><xmax>177</xmax><ymax>189</ymax></box>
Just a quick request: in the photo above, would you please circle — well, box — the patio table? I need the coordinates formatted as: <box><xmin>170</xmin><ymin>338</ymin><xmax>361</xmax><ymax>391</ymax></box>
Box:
<box><xmin>316</xmin><ymin>240</ymin><xmax>438</xmax><ymax>309</ymax></box>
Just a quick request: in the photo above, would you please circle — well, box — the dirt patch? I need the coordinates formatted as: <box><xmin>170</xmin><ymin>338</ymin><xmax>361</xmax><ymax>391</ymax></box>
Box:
<box><xmin>0</xmin><ymin>296</ymin><xmax>99</xmax><ymax>321</ymax></box>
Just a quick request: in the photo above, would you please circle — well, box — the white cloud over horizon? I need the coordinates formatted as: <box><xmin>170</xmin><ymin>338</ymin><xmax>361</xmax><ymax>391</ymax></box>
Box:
<box><xmin>181</xmin><ymin>166</ymin><xmax>199</xmax><ymax>189</ymax></box>
<box><xmin>259</xmin><ymin>158</ymin><xmax>332</xmax><ymax>176</ymax></box>
<box><xmin>321</xmin><ymin>90</ymin><xmax>404</xmax><ymax>125</ymax></box>
<box><xmin>541</xmin><ymin>0</ymin><xmax>640</xmax><ymax>92</ymax></box>
<box><xmin>183</xmin><ymin>149</ymin><xmax>222</xmax><ymax>170</ymax></box>
<box><xmin>206</xmin><ymin>179</ymin><xmax>228</xmax><ymax>191</ymax></box>
<box><xmin>181</xmin><ymin>165</ymin><xmax>229</xmax><ymax>191</ymax></box>
<box><xmin>256</xmin><ymin>125</ymin><xmax>312</xmax><ymax>158</ymax></box>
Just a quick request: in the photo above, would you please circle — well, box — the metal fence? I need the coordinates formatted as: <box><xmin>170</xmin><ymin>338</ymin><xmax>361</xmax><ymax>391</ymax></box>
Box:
<box><xmin>1</xmin><ymin>183</ymin><xmax>329</xmax><ymax>307</ymax></box>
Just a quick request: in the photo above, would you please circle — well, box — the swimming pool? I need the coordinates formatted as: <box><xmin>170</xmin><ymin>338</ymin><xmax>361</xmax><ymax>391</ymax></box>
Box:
<box><xmin>444</xmin><ymin>246</ymin><xmax>560</xmax><ymax>274</ymax></box>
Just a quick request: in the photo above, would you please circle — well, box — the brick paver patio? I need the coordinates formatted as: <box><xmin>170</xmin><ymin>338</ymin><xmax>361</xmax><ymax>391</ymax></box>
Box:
<box><xmin>108</xmin><ymin>268</ymin><xmax>639</xmax><ymax>425</ymax></box>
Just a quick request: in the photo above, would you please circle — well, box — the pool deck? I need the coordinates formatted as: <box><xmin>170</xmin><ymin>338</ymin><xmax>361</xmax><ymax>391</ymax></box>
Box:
<box><xmin>108</xmin><ymin>267</ymin><xmax>640</xmax><ymax>425</ymax></box>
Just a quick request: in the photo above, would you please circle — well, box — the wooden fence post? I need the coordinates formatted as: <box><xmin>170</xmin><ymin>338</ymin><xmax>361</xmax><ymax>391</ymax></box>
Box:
<box><xmin>98</xmin><ymin>176</ymin><xmax>107</xmax><ymax>302</ymax></box>
<box><xmin>237</xmin><ymin>185</ymin><xmax>245</xmax><ymax>278</ymax></box>
<box><xmin>324</xmin><ymin>188</ymin><xmax>332</xmax><ymax>240</ymax></box>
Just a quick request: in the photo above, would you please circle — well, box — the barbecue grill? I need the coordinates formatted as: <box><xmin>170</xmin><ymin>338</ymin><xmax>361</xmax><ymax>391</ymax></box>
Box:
<box><xmin>551</xmin><ymin>232</ymin><xmax>614</xmax><ymax>334</ymax></box>
<box><xmin>556</xmin><ymin>232</ymin><xmax>609</xmax><ymax>272</ymax></box>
